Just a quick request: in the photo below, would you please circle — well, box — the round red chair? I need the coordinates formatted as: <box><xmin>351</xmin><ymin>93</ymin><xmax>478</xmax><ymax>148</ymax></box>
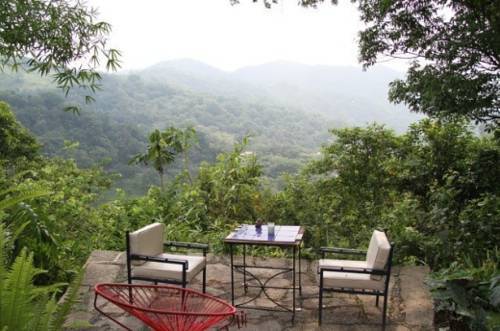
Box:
<box><xmin>94</xmin><ymin>283</ymin><xmax>244</xmax><ymax>331</ymax></box>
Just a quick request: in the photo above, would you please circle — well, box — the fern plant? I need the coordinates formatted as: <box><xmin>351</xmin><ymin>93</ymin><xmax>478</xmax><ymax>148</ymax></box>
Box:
<box><xmin>0</xmin><ymin>224</ymin><xmax>81</xmax><ymax>330</ymax></box>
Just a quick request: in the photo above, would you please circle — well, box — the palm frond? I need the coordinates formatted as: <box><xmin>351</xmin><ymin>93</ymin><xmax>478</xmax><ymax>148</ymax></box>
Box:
<box><xmin>0</xmin><ymin>190</ymin><xmax>50</xmax><ymax>212</ymax></box>
<box><xmin>0</xmin><ymin>223</ymin><xmax>7</xmax><ymax>268</ymax></box>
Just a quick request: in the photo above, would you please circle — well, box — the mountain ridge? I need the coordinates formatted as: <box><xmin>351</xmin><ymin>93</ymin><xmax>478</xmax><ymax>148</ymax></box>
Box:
<box><xmin>135</xmin><ymin>58</ymin><xmax>420</xmax><ymax>131</ymax></box>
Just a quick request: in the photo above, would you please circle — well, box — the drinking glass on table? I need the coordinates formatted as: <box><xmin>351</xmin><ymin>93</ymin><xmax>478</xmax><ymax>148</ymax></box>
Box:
<box><xmin>268</xmin><ymin>222</ymin><xmax>275</xmax><ymax>237</ymax></box>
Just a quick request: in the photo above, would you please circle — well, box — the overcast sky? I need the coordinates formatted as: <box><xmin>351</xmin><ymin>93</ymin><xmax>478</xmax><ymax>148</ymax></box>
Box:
<box><xmin>87</xmin><ymin>0</ymin><xmax>405</xmax><ymax>72</ymax></box>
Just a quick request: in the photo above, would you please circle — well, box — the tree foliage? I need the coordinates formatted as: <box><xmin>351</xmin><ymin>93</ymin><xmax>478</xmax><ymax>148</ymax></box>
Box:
<box><xmin>1</xmin><ymin>96</ymin><xmax>498</xmax><ymax>329</ymax></box>
<box><xmin>130</xmin><ymin>127</ymin><xmax>191</xmax><ymax>190</ymax></box>
<box><xmin>0</xmin><ymin>71</ymin><xmax>332</xmax><ymax>194</ymax></box>
<box><xmin>0</xmin><ymin>0</ymin><xmax>120</xmax><ymax>111</ymax></box>
<box><xmin>356</xmin><ymin>0</ymin><xmax>500</xmax><ymax>124</ymax></box>
<box><xmin>0</xmin><ymin>2</ymin><xmax>498</xmax><ymax>329</ymax></box>
<box><xmin>428</xmin><ymin>257</ymin><xmax>500</xmax><ymax>330</ymax></box>
<box><xmin>0</xmin><ymin>101</ymin><xmax>39</xmax><ymax>165</ymax></box>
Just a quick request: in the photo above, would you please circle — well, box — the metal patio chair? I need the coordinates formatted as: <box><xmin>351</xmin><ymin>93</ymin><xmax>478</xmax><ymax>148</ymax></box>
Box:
<box><xmin>126</xmin><ymin>223</ymin><xmax>208</xmax><ymax>292</ymax></box>
<box><xmin>318</xmin><ymin>230</ymin><xmax>394</xmax><ymax>329</ymax></box>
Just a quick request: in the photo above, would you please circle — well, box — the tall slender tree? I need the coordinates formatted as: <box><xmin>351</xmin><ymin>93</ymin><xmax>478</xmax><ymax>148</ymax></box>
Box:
<box><xmin>130</xmin><ymin>129</ymin><xmax>176</xmax><ymax>190</ymax></box>
<box><xmin>180</xmin><ymin>127</ymin><xmax>198</xmax><ymax>183</ymax></box>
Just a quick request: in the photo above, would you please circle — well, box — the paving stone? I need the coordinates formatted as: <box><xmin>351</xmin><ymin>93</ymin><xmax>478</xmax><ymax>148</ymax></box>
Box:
<box><xmin>301</xmin><ymin>285</ymin><xmax>320</xmax><ymax>297</ymax></box>
<box><xmin>241</xmin><ymin>318</ymin><xmax>284</xmax><ymax>331</ymax></box>
<box><xmin>111</xmin><ymin>252</ymin><xmax>126</xmax><ymax>264</ymax></box>
<box><xmin>355</xmin><ymin>296</ymin><xmax>383</xmax><ymax>324</ymax></box>
<box><xmin>86</xmin><ymin>250</ymin><xmax>122</xmax><ymax>264</ymax></box>
<box><xmin>66</xmin><ymin>250</ymin><xmax>434</xmax><ymax>330</ymax></box>
<box><xmin>205</xmin><ymin>262</ymin><xmax>231</xmax><ymax>284</ymax></box>
<box><xmin>301</xmin><ymin>297</ymin><xmax>320</xmax><ymax>310</ymax></box>
<box><xmin>82</xmin><ymin>263</ymin><xmax>121</xmax><ymax>286</ymax></box>
<box><xmin>111</xmin><ymin>315</ymin><xmax>148</xmax><ymax>330</ymax></box>
<box><xmin>64</xmin><ymin>311</ymin><xmax>95</xmax><ymax>330</ymax></box>
<box><xmin>320</xmin><ymin>306</ymin><xmax>365</xmax><ymax>324</ymax></box>
<box><xmin>205</xmin><ymin>286</ymin><xmax>227</xmax><ymax>297</ymax></box>
<box><xmin>94</xmin><ymin>297</ymin><xmax>127</xmax><ymax>316</ymax></box>
<box><xmin>399</xmin><ymin>266</ymin><xmax>433</xmax><ymax>328</ymax></box>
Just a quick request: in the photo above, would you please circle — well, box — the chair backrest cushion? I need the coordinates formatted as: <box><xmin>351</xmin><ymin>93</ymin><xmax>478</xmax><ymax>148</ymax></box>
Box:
<box><xmin>128</xmin><ymin>223</ymin><xmax>165</xmax><ymax>265</ymax></box>
<box><xmin>366</xmin><ymin>230</ymin><xmax>391</xmax><ymax>280</ymax></box>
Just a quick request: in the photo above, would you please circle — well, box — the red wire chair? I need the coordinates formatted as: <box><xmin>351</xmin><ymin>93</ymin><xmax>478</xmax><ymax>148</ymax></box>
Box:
<box><xmin>94</xmin><ymin>283</ymin><xmax>244</xmax><ymax>331</ymax></box>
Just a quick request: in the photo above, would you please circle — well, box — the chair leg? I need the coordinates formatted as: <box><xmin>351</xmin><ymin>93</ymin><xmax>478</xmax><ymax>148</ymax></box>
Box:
<box><xmin>376</xmin><ymin>294</ymin><xmax>379</xmax><ymax>307</ymax></box>
<box><xmin>182</xmin><ymin>270</ymin><xmax>187</xmax><ymax>288</ymax></box>
<box><xmin>382</xmin><ymin>292</ymin><xmax>388</xmax><ymax>330</ymax></box>
<box><xmin>202</xmin><ymin>267</ymin><xmax>207</xmax><ymax>293</ymax></box>
<box><xmin>318</xmin><ymin>273</ymin><xmax>323</xmax><ymax>325</ymax></box>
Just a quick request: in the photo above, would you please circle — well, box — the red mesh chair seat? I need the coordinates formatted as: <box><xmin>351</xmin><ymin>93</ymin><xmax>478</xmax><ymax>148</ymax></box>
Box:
<box><xmin>94</xmin><ymin>283</ymin><xmax>238</xmax><ymax>331</ymax></box>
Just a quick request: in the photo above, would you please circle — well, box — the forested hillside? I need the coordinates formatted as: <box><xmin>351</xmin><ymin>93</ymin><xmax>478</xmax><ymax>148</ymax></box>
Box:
<box><xmin>1</xmin><ymin>1</ymin><xmax>498</xmax><ymax>330</ymax></box>
<box><xmin>141</xmin><ymin>59</ymin><xmax>421</xmax><ymax>131</ymax></box>
<box><xmin>0</xmin><ymin>60</ymin><xmax>420</xmax><ymax>195</ymax></box>
<box><xmin>0</xmin><ymin>65</ymin><xmax>338</xmax><ymax>194</ymax></box>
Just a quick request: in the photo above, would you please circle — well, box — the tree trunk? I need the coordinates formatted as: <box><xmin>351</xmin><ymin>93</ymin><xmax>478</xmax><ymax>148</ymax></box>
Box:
<box><xmin>183</xmin><ymin>152</ymin><xmax>193</xmax><ymax>184</ymax></box>
<box><xmin>159</xmin><ymin>172</ymin><xmax>164</xmax><ymax>191</ymax></box>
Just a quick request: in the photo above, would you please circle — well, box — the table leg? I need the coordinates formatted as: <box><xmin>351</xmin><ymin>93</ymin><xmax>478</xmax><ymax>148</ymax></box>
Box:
<box><xmin>299</xmin><ymin>244</ymin><xmax>302</xmax><ymax>296</ymax></box>
<box><xmin>292</xmin><ymin>245</ymin><xmax>296</xmax><ymax>323</ymax></box>
<box><xmin>243</xmin><ymin>244</ymin><xmax>247</xmax><ymax>294</ymax></box>
<box><xmin>230</xmin><ymin>244</ymin><xmax>234</xmax><ymax>306</ymax></box>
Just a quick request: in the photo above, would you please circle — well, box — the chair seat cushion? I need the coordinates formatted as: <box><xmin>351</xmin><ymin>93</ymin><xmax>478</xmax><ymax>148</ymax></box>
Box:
<box><xmin>319</xmin><ymin>259</ymin><xmax>368</xmax><ymax>269</ymax></box>
<box><xmin>322</xmin><ymin>271</ymin><xmax>384</xmax><ymax>291</ymax></box>
<box><xmin>132</xmin><ymin>253</ymin><xmax>206</xmax><ymax>283</ymax></box>
<box><xmin>319</xmin><ymin>259</ymin><xmax>384</xmax><ymax>291</ymax></box>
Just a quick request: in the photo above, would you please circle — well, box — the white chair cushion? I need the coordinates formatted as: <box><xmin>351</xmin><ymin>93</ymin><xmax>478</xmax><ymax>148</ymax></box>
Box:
<box><xmin>320</xmin><ymin>259</ymin><xmax>384</xmax><ymax>290</ymax></box>
<box><xmin>132</xmin><ymin>253</ymin><xmax>206</xmax><ymax>283</ymax></box>
<box><xmin>319</xmin><ymin>259</ymin><xmax>368</xmax><ymax>270</ymax></box>
<box><xmin>129</xmin><ymin>223</ymin><xmax>165</xmax><ymax>266</ymax></box>
<box><xmin>366</xmin><ymin>230</ymin><xmax>391</xmax><ymax>280</ymax></box>
<box><xmin>322</xmin><ymin>270</ymin><xmax>385</xmax><ymax>291</ymax></box>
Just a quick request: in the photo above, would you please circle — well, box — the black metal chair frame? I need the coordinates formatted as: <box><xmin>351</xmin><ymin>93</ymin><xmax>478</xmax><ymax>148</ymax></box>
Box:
<box><xmin>318</xmin><ymin>244</ymin><xmax>394</xmax><ymax>330</ymax></box>
<box><xmin>126</xmin><ymin>232</ymin><xmax>209</xmax><ymax>292</ymax></box>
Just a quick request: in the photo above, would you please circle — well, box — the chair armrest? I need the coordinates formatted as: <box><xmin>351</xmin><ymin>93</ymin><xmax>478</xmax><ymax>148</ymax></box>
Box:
<box><xmin>318</xmin><ymin>265</ymin><xmax>386</xmax><ymax>276</ymax></box>
<box><xmin>320</xmin><ymin>247</ymin><xmax>366</xmax><ymax>258</ymax></box>
<box><xmin>164</xmin><ymin>241</ymin><xmax>209</xmax><ymax>253</ymax></box>
<box><xmin>130</xmin><ymin>254</ymin><xmax>189</xmax><ymax>269</ymax></box>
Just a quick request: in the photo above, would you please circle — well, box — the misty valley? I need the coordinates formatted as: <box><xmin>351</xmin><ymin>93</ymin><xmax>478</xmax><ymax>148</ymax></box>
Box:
<box><xmin>1</xmin><ymin>59</ymin><xmax>420</xmax><ymax>195</ymax></box>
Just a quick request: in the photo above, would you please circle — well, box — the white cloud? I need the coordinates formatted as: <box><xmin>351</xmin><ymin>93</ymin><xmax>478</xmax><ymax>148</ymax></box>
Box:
<box><xmin>87</xmin><ymin>0</ymin><xmax>406</xmax><ymax>72</ymax></box>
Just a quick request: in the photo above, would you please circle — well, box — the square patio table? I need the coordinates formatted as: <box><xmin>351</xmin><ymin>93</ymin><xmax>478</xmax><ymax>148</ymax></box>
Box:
<box><xmin>223</xmin><ymin>224</ymin><xmax>305</xmax><ymax>321</ymax></box>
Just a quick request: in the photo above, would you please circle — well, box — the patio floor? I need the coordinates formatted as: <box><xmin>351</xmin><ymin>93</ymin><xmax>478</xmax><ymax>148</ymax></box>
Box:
<box><xmin>65</xmin><ymin>250</ymin><xmax>434</xmax><ymax>330</ymax></box>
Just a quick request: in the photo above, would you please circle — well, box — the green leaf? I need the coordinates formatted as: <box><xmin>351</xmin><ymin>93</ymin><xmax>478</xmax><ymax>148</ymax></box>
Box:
<box><xmin>485</xmin><ymin>311</ymin><xmax>500</xmax><ymax>329</ymax></box>
<box><xmin>0</xmin><ymin>191</ymin><xmax>50</xmax><ymax>212</ymax></box>
<box><xmin>63</xmin><ymin>106</ymin><xmax>81</xmax><ymax>115</ymax></box>
<box><xmin>490</xmin><ymin>275</ymin><xmax>500</xmax><ymax>308</ymax></box>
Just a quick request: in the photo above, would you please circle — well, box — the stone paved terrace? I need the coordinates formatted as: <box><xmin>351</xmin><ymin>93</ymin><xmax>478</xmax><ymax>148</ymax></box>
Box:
<box><xmin>65</xmin><ymin>250</ymin><xmax>434</xmax><ymax>331</ymax></box>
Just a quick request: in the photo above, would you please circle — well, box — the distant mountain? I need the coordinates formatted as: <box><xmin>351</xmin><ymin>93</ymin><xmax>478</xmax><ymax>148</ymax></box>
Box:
<box><xmin>138</xmin><ymin>59</ymin><xmax>270</xmax><ymax>102</ymax></box>
<box><xmin>234</xmin><ymin>62</ymin><xmax>422</xmax><ymax>131</ymax></box>
<box><xmin>0</xmin><ymin>58</ymin><xmax>424</xmax><ymax>194</ymax></box>
<box><xmin>0</xmin><ymin>64</ymin><xmax>335</xmax><ymax>194</ymax></box>
<box><xmin>137</xmin><ymin>59</ymin><xmax>421</xmax><ymax>132</ymax></box>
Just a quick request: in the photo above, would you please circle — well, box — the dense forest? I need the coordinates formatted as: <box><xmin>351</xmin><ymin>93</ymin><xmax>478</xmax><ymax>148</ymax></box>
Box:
<box><xmin>0</xmin><ymin>61</ymin><xmax>418</xmax><ymax>195</ymax></box>
<box><xmin>2</xmin><ymin>100</ymin><xmax>499</xmax><ymax>328</ymax></box>
<box><xmin>0</xmin><ymin>0</ymin><xmax>499</xmax><ymax>330</ymax></box>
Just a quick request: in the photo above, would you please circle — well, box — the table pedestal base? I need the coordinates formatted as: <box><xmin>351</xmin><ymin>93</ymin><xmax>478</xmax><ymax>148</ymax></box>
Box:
<box><xmin>229</xmin><ymin>244</ymin><xmax>302</xmax><ymax>322</ymax></box>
